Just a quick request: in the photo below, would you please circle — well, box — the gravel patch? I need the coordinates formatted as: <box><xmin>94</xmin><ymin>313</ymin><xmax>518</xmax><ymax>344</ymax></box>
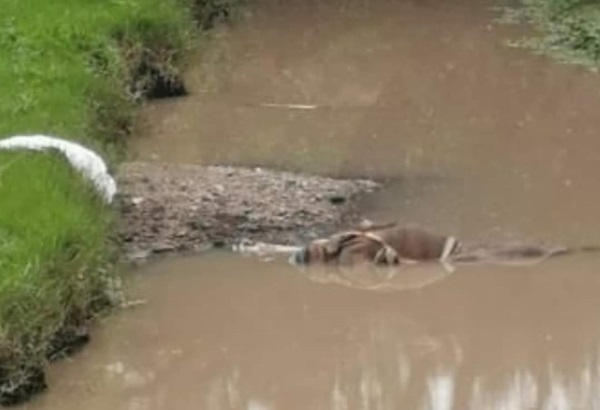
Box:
<box><xmin>117</xmin><ymin>162</ymin><xmax>380</xmax><ymax>262</ymax></box>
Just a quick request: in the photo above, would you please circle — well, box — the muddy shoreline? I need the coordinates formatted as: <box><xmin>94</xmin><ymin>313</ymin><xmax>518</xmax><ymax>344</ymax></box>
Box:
<box><xmin>117</xmin><ymin>161</ymin><xmax>380</xmax><ymax>263</ymax></box>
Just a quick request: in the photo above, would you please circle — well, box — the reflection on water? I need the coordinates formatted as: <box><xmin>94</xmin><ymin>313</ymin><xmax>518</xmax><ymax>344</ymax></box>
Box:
<box><xmin>22</xmin><ymin>252</ymin><xmax>600</xmax><ymax>410</ymax></box>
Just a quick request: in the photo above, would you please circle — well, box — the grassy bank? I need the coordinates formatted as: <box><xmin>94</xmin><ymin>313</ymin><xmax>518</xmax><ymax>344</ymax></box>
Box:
<box><xmin>0</xmin><ymin>0</ymin><xmax>229</xmax><ymax>404</ymax></box>
<box><xmin>501</xmin><ymin>0</ymin><xmax>600</xmax><ymax>69</ymax></box>
<box><xmin>0</xmin><ymin>152</ymin><xmax>114</xmax><ymax>390</ymax></box>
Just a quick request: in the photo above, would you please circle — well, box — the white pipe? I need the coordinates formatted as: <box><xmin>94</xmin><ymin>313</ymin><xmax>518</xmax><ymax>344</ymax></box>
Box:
<box><xmin>0</xmin><ymin>135</ymin><xmax>117</xmax><ymax>204</ymax></box>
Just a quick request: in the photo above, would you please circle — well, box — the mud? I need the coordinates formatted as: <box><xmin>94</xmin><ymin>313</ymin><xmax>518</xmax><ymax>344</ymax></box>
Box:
<box><xmin>0</xmin><ymin>365</ymin><xmax>46</xmax><ymax>407</ymax></box>
<box><xmin>117</xmin><ymin>162</ymin><xmax>379</xmax><ymax>262</ymax></box>
<box><xmin>0</xmin><ymin>323</ymin><xmax>90</xmax><ymax>407</ymax></box>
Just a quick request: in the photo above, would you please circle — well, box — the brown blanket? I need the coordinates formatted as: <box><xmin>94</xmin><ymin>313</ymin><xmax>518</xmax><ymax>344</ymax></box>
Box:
<box><xmin>291</xmin><ymin>222</ymin><xmax>577</xmax><ymax>267</ymax></box>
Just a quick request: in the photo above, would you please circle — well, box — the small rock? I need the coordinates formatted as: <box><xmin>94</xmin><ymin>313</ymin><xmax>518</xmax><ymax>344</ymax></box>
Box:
<box><xmin>187</xmin><ymin>221</ymin><xmax>201</xmax><ymax>230</ymax></box>
<box><xmin>152</xmin><ymin>243</ymin><xmax>175</xmax><ymax>254</ymax></box>
<box><xmin>242</xmin><ymin>223</ymin><xmax>261</xmax><ymax>233</ymax></box>
<box><xmin>151</xmin><ymin>205</ymin><xmax>165</xmax><ymax>214</ymax></box>
<box><xmin>131</xmin><ymin>197</ymin><xmax>144</xmax><ymax>206</ymax></box>
<box><xmin>212</xmin><ymin>240</ymin><xmax>226</xmax><ymax>248</ymax></box>
<box><xmin>121</xmin><ymin>234</ymin><xmax>135</xmax><ymax>243</ymax></box>
<box><xmin>328</xmin><ymin>195</ymin><xmax>347</xmax><ymax>205</ymax></box>
<box><xmin>128</xmin><ymin>250</ymin><xmax>151</xmax><ymax>261</ymax></box>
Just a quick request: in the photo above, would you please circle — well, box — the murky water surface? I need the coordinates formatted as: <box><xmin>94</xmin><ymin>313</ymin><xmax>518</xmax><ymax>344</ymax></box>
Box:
<box><xmin>24</xmin><ymin>253</ymin><xmax>600</xmax><ymax>409</ymax></box>
<box><xmin>29</xmin><ymin>0</ymin><xmax>600</xmax><ymax>408</ymax></box>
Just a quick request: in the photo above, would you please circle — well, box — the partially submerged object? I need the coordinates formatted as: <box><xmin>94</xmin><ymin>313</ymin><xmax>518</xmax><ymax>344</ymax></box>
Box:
<box><xmin>237</xmin><ymin>221</ymin><xmax>596</xmax><ymax>270</ymax></box>
<box><xmin>0</xmin><ymin>135</ymin><xmax>117</xmax><ymax>203</ymax></box>
<box><xmin>232</xmin><ymin>237</ymin><xmax>456</xmax><ymax>292</ymax></box>
<box><xmin>292</xmin><ymin>224</ymin><xmax>577</xmax><ymax>268</ymax></box>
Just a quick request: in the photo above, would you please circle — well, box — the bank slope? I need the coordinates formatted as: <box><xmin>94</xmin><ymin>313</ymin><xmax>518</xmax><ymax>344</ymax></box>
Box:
<box><xmin>0</xmin><ymin>0</ymin><xmax>200</xmax><ymax>404</ymax></box>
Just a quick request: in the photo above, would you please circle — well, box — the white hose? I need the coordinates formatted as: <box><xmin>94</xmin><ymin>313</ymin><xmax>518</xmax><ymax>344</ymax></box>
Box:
<box><xmin>0</xmin><ymin>135</ymin><xmax>117</xmax><ymax>204</ymax></box>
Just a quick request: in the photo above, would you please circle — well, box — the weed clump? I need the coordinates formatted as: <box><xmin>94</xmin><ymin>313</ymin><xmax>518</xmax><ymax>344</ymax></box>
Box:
<box><xmin>500</xmin><ymin>0</ymin><xmax>600</xmax><ymax>69</ymax></box>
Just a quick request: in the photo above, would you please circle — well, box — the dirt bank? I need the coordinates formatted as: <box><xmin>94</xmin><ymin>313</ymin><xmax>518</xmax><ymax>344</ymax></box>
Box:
<box><xmin>117</xmin><ymin>162</ymin><xmax>380</xmax><ymax>262</ymax></box>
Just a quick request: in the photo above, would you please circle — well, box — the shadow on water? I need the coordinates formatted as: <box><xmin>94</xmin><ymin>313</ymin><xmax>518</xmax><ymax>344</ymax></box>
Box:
<box><xmin>27</xmin><ymin>0</ymin><xmax>600</xmax><ymax>408</ymax></box>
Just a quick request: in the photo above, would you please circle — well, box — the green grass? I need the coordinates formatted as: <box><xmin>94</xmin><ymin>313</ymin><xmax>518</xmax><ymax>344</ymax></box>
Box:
<box><xmin>0</xmin><ymin>0</ymin><xmax>203</xmax><ymax>394</ymax></box>
<box><xmin>500</xmin><ymin>0</ymin><xmax>600</xmax><ymax>70</ymax></box>
<box><xmin>1</xmin><ymin>0</ymin><xmax>197</xmax><ymax>146</ymax></box>
<box><xmin>0</xmin><ymin>152</ymin><xmax>113</xmax><ymax>362</ymax></box>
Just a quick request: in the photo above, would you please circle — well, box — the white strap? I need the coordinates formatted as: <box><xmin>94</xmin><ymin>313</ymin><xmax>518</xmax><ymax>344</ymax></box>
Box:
<box><xmin>440</xmin><ymin>236</ymin><xmax>459</xmax><ymax>261</ymax></box>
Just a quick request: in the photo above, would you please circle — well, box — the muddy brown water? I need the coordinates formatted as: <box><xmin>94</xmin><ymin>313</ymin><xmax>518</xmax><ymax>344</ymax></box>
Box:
<box><xmin>23</xmin><ymin>253</ymin><xmax>600</xmax><ymax>409</ymax></box>
<box><xmin>27</xmin><ymin>0</ymin><xmax>600</xmax><ymax>408</ymax></box>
